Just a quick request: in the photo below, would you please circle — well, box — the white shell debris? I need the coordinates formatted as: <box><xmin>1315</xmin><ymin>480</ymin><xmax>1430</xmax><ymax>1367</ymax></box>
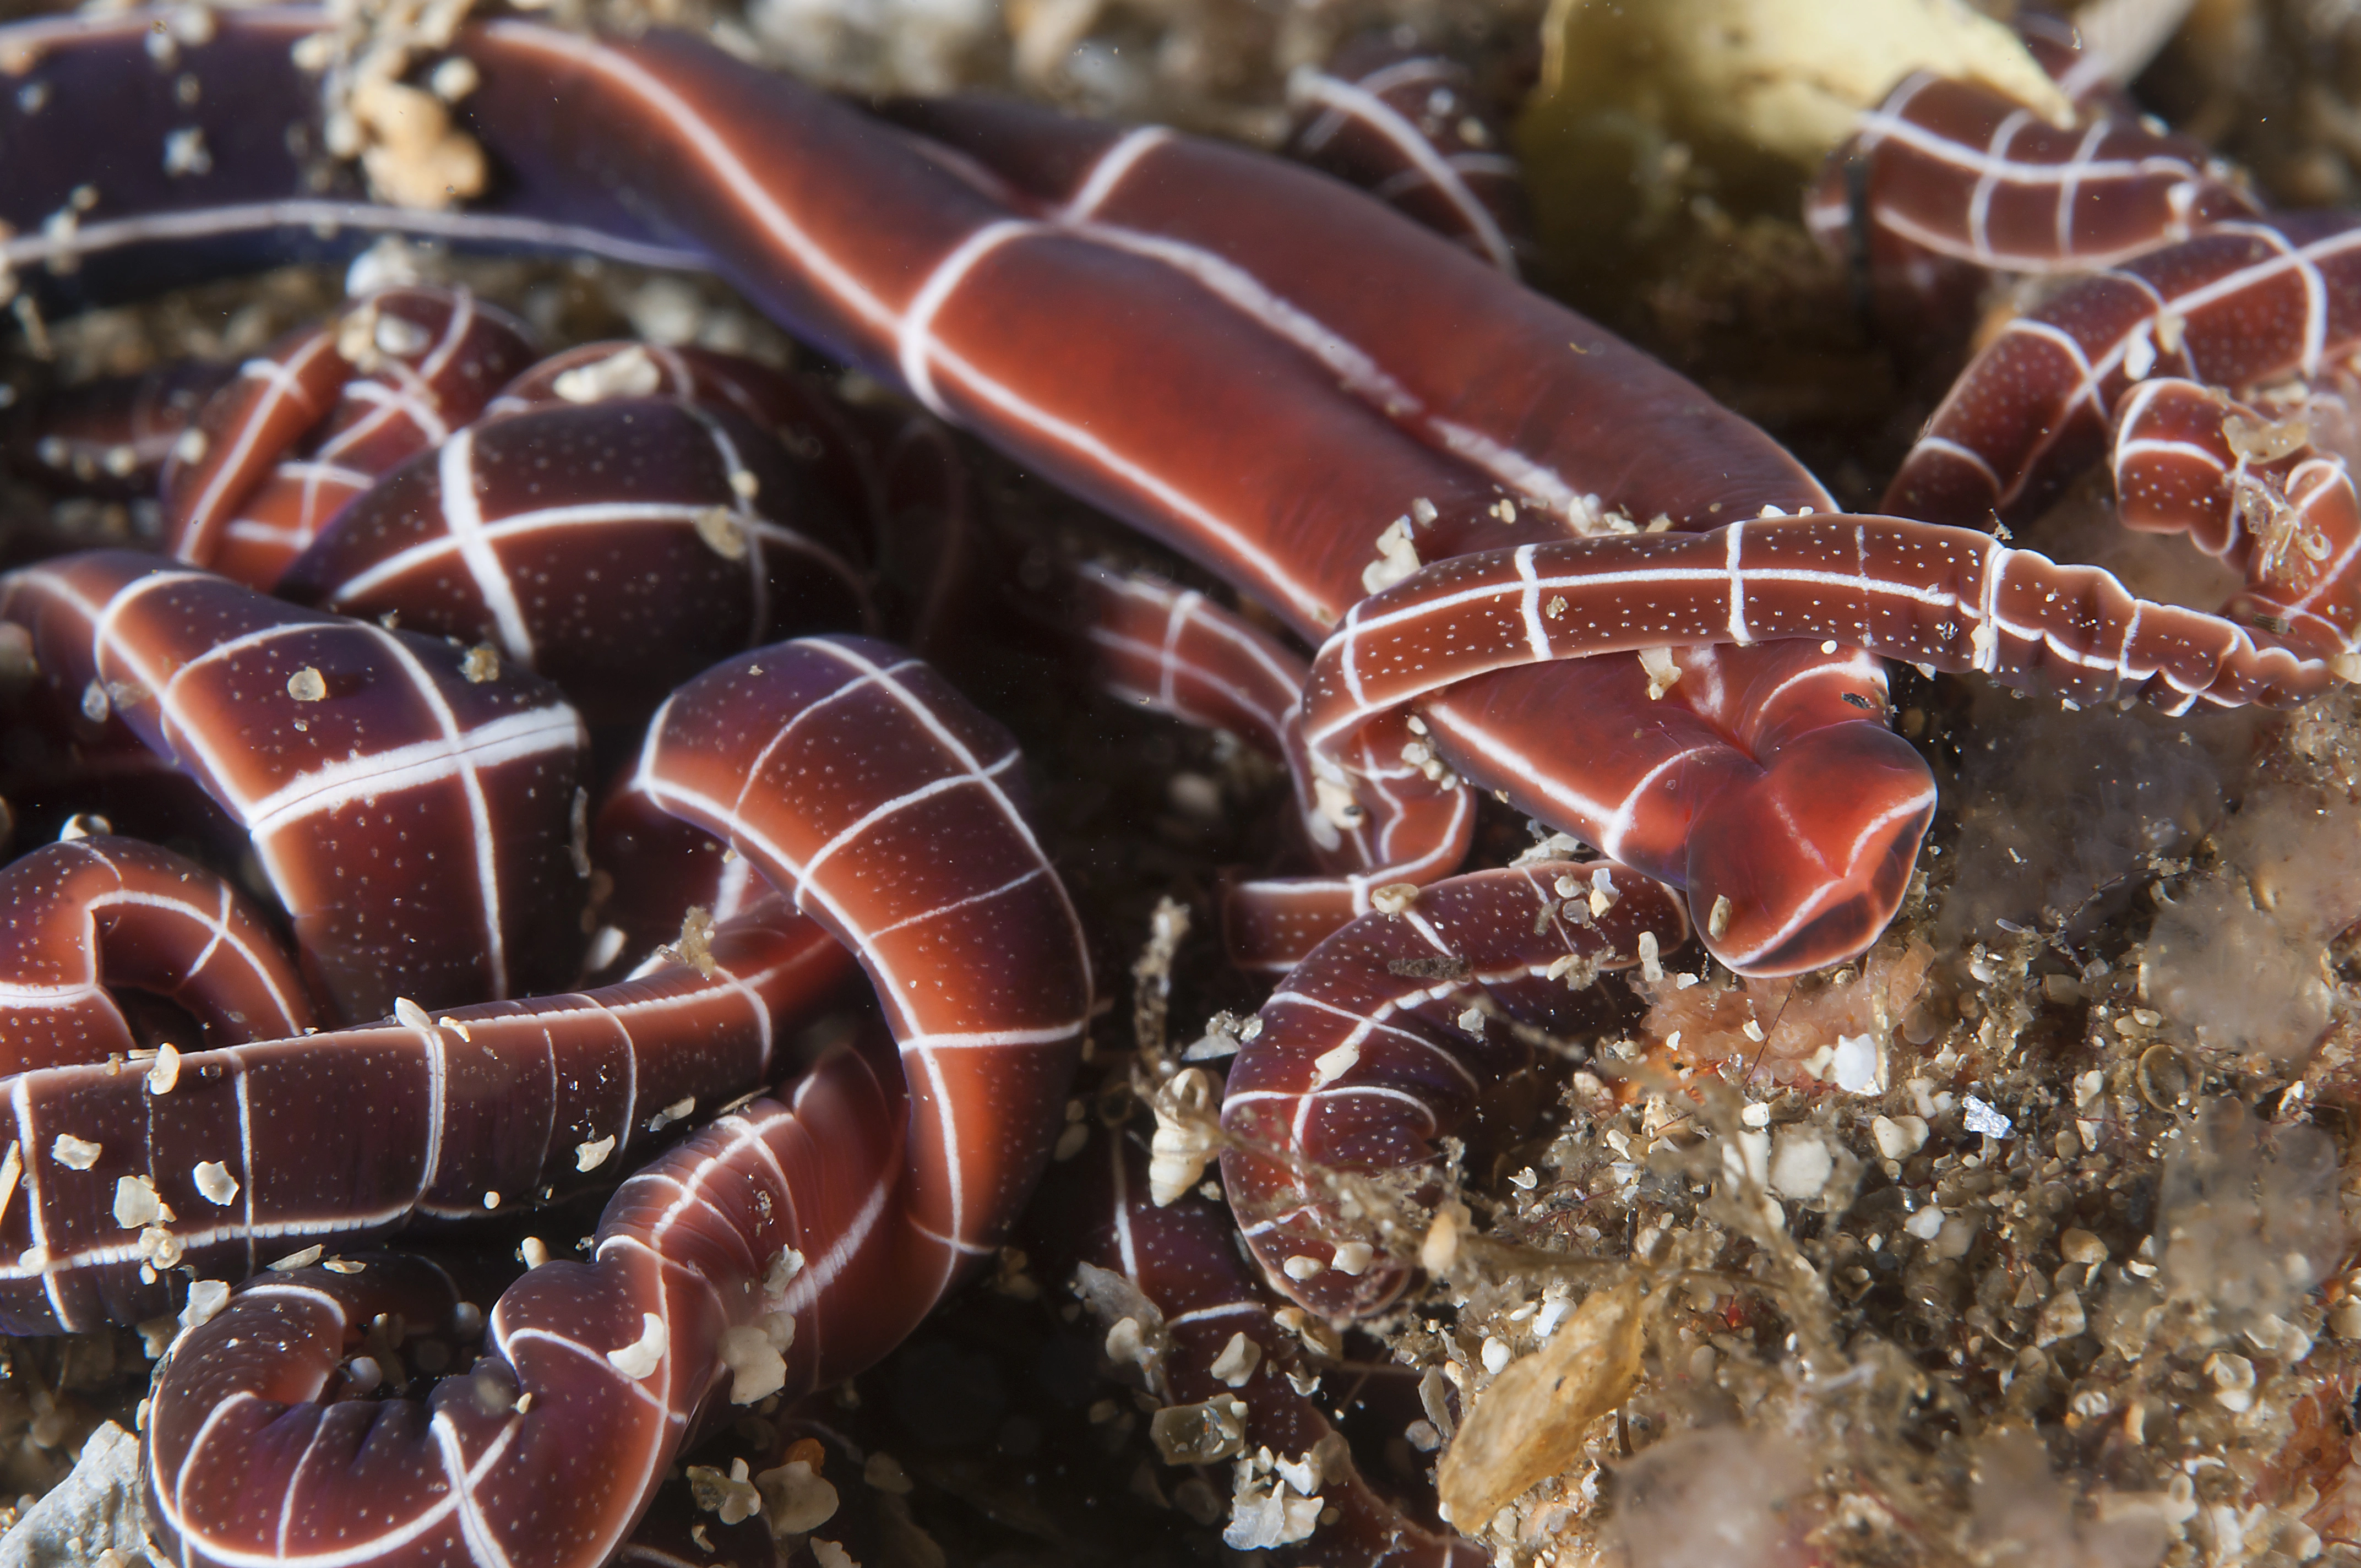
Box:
<box><xmin>575</xmin><ymin>1134</ymin><xmax>617</xmax><ymax>1173</ymax></box>
<box><xmin>51</xmin><ymin>1133</ymin><xmax>101</xmax><ymax>1170</ymax></box>
<box><xmin>112</xmin><ymin>1175</ymin><xmax>167</xmax><ymax>1229</ymax></box>
<box><xmin>607</xmin><ymin>1311</ymin><xmax>667</xmax><ymax>1378</ymax></box>
<box><xmin>1361</xmin><ymin>517</ymin><xmax>1422</xmax><ymax>594</ymax></box>
<box><xmin>754</xmin><ymin>1459</ymin><xmax>838</xmax><ymax>1534</ymax></box>
<box><xmin>719</xmin><ymin>1311</ymin><xmax>797</xmax><ymax>1404</ymax></box>
<box><xmin>553</xmin><ymin>345</ymin><xmax>660</xmax><ymax>402</ymax></box>
<box><xmin>1210</xmin><ymin>1331</ymin><xmax>1263</xmax><ymax>1388</ymax></box>
<box><xmin>1962</xmin><ymin>1095</ymin><xmax>2015</xmax><ymax>1138</ymax></box>
<box><xmin>179</xmin><ymin>1278</ymin><xmax>230</xmax><ymax>1332</ymax></box>
<box><xmin>1148</xmin><ymin>1067</ymin><xmax>1220</xmax><ymax>1206</ymax></box>
<box><xmin>1870</xmin><ymin>1115</ymin><xmax>1929</xmax><ymax>1160</ymax></box>
<box><xmin>1308</xmin><ymin>1040</ymin><xmax>1361</xmax><ymax>1089</ymax></box>
<box><xmin>1829</xmin><ymin>1032</ymin><xmax>1880</xmax><ymax>1094</ymax></box>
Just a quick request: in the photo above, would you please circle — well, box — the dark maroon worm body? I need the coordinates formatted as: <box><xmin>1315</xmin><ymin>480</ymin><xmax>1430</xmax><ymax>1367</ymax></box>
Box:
<box><xmin>1221</xmin><ymin>862</ymin><xmax>1687</xmax><ymax>1317</ymax></box>
<box><xmin>165</xmin><ymin>287</ymin><xmax>540</xmax><ymax>589</ymax></box>
<box><xmin>9</xmin><ymin>8</ymin><xmax>1939</xmax><ymax>979</ymax></box>
<box><xmin>0</xmin><ymin>896</ymin><xmax>844</xmax><ymax>1334</ymax></box>
<box><xmin>137</xmin><ymin>635</ymin><xmax>1091</xmax><ymax>1568</ymax></box>
<box><xmin>278</xmin><ymin>396</ymin><xmax>874</xmax><ymax>716</ymax></box>
<box><xmin>0</xmin><ymin>835</ymin><xmax>317</xmax><ymax>1074</ymax></box>
<box><xmin>1805</xmin><ymin>70</ymin><xmax>2253</xmax><ymax>280</ymax></box>
<box><xmin>0</xmin><ymin>550</ymin><xmax>588</xmax><ymax>1020</ymax></box>
<box><xmin>1283</xmin><ymin>35</ymin><xmax>1529</xmax><ymax>277</ymax></box>
<box><xmin>1032</xmin><ymin>1127</ymin><xmax>1481</xmax><ymax>1566</ymax></box>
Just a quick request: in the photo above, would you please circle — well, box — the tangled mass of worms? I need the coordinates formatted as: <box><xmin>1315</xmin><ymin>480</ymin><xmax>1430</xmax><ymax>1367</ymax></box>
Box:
<box><xmin>0</xmin><ymin>3</ymin><xmax>2359</xmax><ymax>1565</ymax></box>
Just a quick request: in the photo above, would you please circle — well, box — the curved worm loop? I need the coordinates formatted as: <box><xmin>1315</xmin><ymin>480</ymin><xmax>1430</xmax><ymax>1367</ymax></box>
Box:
<box><xmin>2111</xmin><ymin>376</ymin><xmax>2259</xmax><ymax>554</ymax></box>
<box><xmin>0</xmin><ymin>897</ymin><xmax>844</xmax><ymax>1333</ymax></box>
<box><xmin>1037</xmin><ymin>1127</ymin><xmax>1479</xmax><ymax>1565</ymax></box>
<box><xmin>0</xmin><ymin>835</ymin><xmax>317</xmax><ymax>1073</ymax></box>
<box><xmin>277</xmin><ymin>391</ymin><xmax>874</xmax><ymax>720</ymax></box>
<box><xmin>2107</xmin><ymin>377</ymin><xmax>2361</xmax><ymax>650</ymax></box>
<box><xmin>624</xmin><ymin>636</ymin><xmax>1094</xmax><ymax>1289</ymax></box>
<box><xmin>1220</xmin><ymin>862</ymin><xmax>1688</xmax><ymax>1317</ymax></box>
<box><xmin>145</xmin><ymin>1039</ymin><xmax>902</xmax><ymax>1568</ymax></box>
<box><xmin>1</xmin><ymin>9</ymin><xmax>1934</xmax><ymax>973</ymax></box>
<box><xmin>1071</xmin><ymin>565</ymin><xmax>1472</xmax><ymax>972</ymax></box>
<box><xmin>0</xmin><ymin>549</ymin><xmax>587</xmax><ymax>1020</ymax></box>
<box><xmin>145</xmin><ymin>637</ymin><xmax>1091</xmax><ymax>1568</ymax></box>
<box><xmin>1283</xmin><ymin>35</ymin><xmax>1528</xmax><ymax>278</ymax></box>
<box><xmin>1299</xmin><ymin>520</ymin><xmax>2354</xmax><ymax>963</ymax></box>
<box><xmin>1804</xmin><ymin>59</ymin><xmax>2252</xmax><ymax>279</ymax></box>
<box><xmin>164</xmin><ymin>287</ymin><xmax>539</xmax><ymax>588</ymax></box>
<box><xmin>1886</xmin><ymin>213</ymin><xmax>2361</xmax><ymax>529</ymax></box>
<box><xmin>484</xmin><ymin>339</ymin><xmax>972</xmax><ymax>663</ymax></box>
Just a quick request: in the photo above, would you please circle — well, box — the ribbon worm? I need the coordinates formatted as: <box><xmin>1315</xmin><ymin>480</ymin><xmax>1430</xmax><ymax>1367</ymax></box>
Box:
<box><xmin>146</xmin><ymin>1043</ymin><xmax>902</xmax><ymax>1568</ymax></box>
<box><xmin>0</xmin><ymin>549</ymin><xmax>589</xmax><ymax>1021</ymax></box>
<box><xmin>1803</xmin><ymin>28</ymin><xmax>2361</xmax><ymax>673</ymax></box>
<box><xmin>0</xmin><ymin>835</ymin><xmax>318</xmax><ymax>1074</ymax></box>
<box><xmin>1304</xmin><ymin>520</ymin><xmax>2335</xmax><ymax>745</ymax></box>
<box><xmin>1073</xmin><ymin>564</ymin><xmax>1472</xmax><ymax>972</ymax></box>
<box><xmin>140</xmin><ymin>634</ymin><xmax>1090</xmax><ymax>1568</ymax></box>
<box><xmin>1219</xmin><ymin>862</ymin><xmax>1687</xmax><ymax>1317</ymax></box>
<box><xmin>1283</xmin><ymin>35</ymin><xmax>1529</xmax><ymax>277</ymax></box>
<box><xmin>0</xmin><ymin>895</ymin><xmax>841</xmax><ymax>1335</ymax></box>
<box><xmin>1033</xmin><ymin>1125</ymin><xmax>1478</xmax><ymax>1566</ymax></box>
<box><xmin>163</xmin><ymin>286</ymin><xmax>541</xmax><ymax>588</ymax></box>
<box><xmin>0</xmin><ymin>7</ymin><xmax>1937</xmax><ymax>974</ymax></box>
<box><xmin>1805</xmin><ymin>15</ymin><xmax>2251</xmax><ymax>289</ymax></box>
<box><xmin>276</xmin><ymin>371</ymin><xmax>874</xmax><ymax>717</ymax></box>
<box><xmin>1880</xmin><ymin>214</ymin><xmax>2361</xmax><ymax>638</ymax></box>
<box><xmin>1805</xmin><ymin>67</ymin><xmax>2252</xmax><ymax>279</ymax></box>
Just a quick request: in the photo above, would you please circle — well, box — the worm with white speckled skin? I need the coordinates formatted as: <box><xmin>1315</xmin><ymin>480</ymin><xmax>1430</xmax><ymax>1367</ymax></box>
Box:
<box><xmin>163</xmin><ymin>285</ymin><xmax>541</xmax><ymax>587</ymax></box>
<box><xmin>1032</xmin><ymin>1121</ymin><xmax>1483</xmax><ymax>1566</ymax></box>
<box><xmin>1283</xmin><ymin>34</ymin><xmax>1530</xmax><ymax>278</ymax></box>
<box><xmin>1</xmin><ymin>6</ymin><xmax>1932</xmax><ymax>978</ymax></box>
<box><xmin>1804</xmin><ymin>25</ymin><xmax>2361</xmax><ymax>652</ymax></box>
<box><xmin>1071</xmin><ymin>564</ymin><xmax>1474</xmax><ymax>973</ymax></box>
<box><xmin>129</xmin><ymin>636</ymin><xmax>1090</xmax><ymax>1568</ymax></box>
<box><xmin>0</xmin><ymin>894</ymin><xmax>845</xmax><ymax>1335</ymax></box>
<box><xmin>0</xmin><ymin>548</ymin><xmax>590</xmax><ymax>1021</ymax></box>
<box><xmin>0</xmin><ymin>835</ymin><xmax>319</xmax><ymax>1074</ymax></box>
<box><xmin>1804</xmin><ymin>70</ymin><xmax>2253</xmax><ymax>282</ymax></box>
<box><xmin>1218</xmin><ymin>861</ymin><xmax>1686</xmax><ymax>1318</ymax></box>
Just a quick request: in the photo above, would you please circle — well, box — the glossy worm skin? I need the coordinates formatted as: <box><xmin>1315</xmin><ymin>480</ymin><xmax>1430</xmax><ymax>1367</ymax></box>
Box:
<box><xmin>0</xmin><ymin>895</ymin><xmax>842</xmax><ymax>1335</ymax></box>
<box><xmin>0</xmin><ymin>835</ymin><xmax>318</xmax><ymax>1074</ymax></box>
<box><xmin>1799</xmin><ymin>24</ymin><xmax>2361</xmax><ymax>694</ymax></box>
<box><xmin>1033</xmin><ymin>1126</ymin><xmax>1479</xmax><ymax>1567</ymax></box>
<box><xmin>163</xmin><ymin>286</ymin><xmax>540</xmax><ymax>588</ymax></box>
<box><xmin>137</xmin><ymin>637</ymin><xmax>1091</xmax><ymax>1568</ymax></box>
<box><xmin>1887</xmin><ymin>214</ymin><xmax>2361</xmax><ymax>525</ymax></box>
<box><xmin>1221</xmin><ymin>862</ymin><xmax>1688</xmax><ymax>1319</ymax></box>
<box><xmin>1805</xmin><ymin>69</ymin><xmax>2252</xmax><ymax>279</ymax></box>
<box><xmin>277</xmin><ymin>386</ymin><xmax>874</xmax><ymax>718</ymax></box>
<box><xmin>0</xmin><ymin>6</ymin><xmax>1934</xmax><ymax>975</ymax></box>
<box><xmin>1072</xmin><ymin>564</ymin><xmax>1473</xmax><ymax>971</ymax></box>
<box><xmin>146</xmin><ymin>1041</ymin><xmax>904</xmax><ymax>1568</ymax></box>
<box><xmin>1282</xmin><ymin>34</ymin><xmax>1529</xmax><ymax>278</ymax></box>
<box><xmin>1303</xmin><ymin>518</ymin><xmax>2338</xmax><ymax>754</ymax></box>
<box><xmin>0</xmin><ymin>549</ymin><xmax>589</xmax><ymax>1021</ymax></box>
